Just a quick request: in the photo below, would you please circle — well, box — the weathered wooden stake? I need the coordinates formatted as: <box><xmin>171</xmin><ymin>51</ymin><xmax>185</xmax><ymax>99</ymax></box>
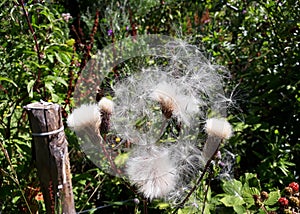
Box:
<box><xmin>24</xmin><ymin>101</ymin><xmax>75</xmax><ymax>214</ymax></box>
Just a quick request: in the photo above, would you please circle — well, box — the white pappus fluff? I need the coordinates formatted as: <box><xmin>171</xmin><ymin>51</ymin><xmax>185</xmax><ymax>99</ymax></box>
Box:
<box><xmin>67</xmin><ymin>104</ymin><xmax>100</xmax><ymax>131</ymax></box>
<box><xmin>205</xmin><ymin>117</ymin><xmax>233</xmax><ymax>139</ymax></box>
<box><xmin>103</xmin><ymin>38</ymin><xmax>235</xmax><ymax>202</ymax></box>
<box><xmin>98</xmin><ymin>97</ymin><xmax>114</xmax><ymax>114</ymax></box>
<box><xmin>126</xmin><ymin>146</ymin><xmax>177</xmax><ymax>200</ymax></box>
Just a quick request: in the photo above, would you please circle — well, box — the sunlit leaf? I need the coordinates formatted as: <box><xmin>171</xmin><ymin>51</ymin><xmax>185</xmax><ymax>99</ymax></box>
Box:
<box><xmin>264</xmin><ymin>190</ymin><xmax>280</xmax><ymax>206</ymax></box>
<box><xmin>220</xmin><ymin>195</ymin><xmax>244</xmax><ymax>207</ymax></box>
<box><xmin>0</xmin><ymin>77</ymin><xmax>17</xmax><ymax>87</ymax></box>
<box><xmin>27</xmin><ymin>79</ymin><xmax>35</xmax><ymax>98</ymax></box>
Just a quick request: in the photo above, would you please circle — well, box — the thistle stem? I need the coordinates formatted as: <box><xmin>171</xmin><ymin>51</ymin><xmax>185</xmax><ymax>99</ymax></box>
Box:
<box><xmin>172</xmin><ymin>139</ymin><xmax>221</xmax><ymax>214</ymax></box>
<box><xmin>201</xmin><ymin>169</ymin><xmax>213</xmax><ymax>214</ymax></box>
<box><xmin>143</xmin><ymin>198</ymin><xmax>148</xmax><ymax>214</ymax></box>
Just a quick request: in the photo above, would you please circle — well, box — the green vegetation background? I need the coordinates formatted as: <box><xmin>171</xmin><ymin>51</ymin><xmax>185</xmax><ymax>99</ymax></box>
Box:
<box><xmin>0</xmin><ymin>0</ymin><xmax>299</xmax><ymax>213</ymax></box>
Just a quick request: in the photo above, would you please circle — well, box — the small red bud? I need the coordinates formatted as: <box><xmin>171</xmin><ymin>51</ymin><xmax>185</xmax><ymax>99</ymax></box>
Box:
<box><xmin>278</xmin><ymin>197</ymin><xmax>289</xmax><ymax>207</ymax></box>
<box><xmin>288</xmin><ymin>182</ymin><xmax>299</xmax><ymax>193</ymax></box>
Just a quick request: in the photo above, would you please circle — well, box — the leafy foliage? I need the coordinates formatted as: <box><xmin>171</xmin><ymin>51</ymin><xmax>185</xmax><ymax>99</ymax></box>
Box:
<box><xmin>218</xmin><ymin>173</ymin><xmax>280</xmax><ymax>213</ymax></box>
<box><xmin>0</xmin><ymin>0</ymin><xmax>299</xmax><ymax>213</ymax></box>
<box><xmin>0</xmin><ymin>0</ymin><xmax>78</xmax><ymax>212</ymax></box>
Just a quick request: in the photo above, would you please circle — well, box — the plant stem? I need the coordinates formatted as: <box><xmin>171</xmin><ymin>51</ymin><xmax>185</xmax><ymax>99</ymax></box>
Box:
<box><xmin>201</xmin><ymin>170</ymin><xmax>213</xmax><ymax>214</ymax></box>
<box><xmin>172</xmin><ymin>140</ymin><xmax>221</xmax><ymax>214</ymax></box>
<box><xmin>19</xmin><ymin>0</ymin><xmax>42</xmax><ymax>81</ymax></box>
<box><xmin>143</xmin><ymin>198</ymin><xmax>148</xmax><ymax>214</ymax></box>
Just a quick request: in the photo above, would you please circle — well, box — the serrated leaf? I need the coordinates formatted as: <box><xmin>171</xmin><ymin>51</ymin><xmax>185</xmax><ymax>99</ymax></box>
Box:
<box><xmin>233</xmin><ymin>205</ymin><xmax>246</xmax><ymax>213</ymax></box>
<box><xmin>243</xmin><ymin>187</ymin><xmax>260</xmax><ymax>208</ymax></box>
<box><xmin>242</xmin><ymin>191</ymin><xmax>255</xmax><ymax>207</ymax></box>
<box><xmin>222</xmin><ymin>179</ymin><xmax>243</xmax><ymax>195</ymax></box>
<box><xmin>264</xmin><ymin>190</ymin><xmax>280</xmax><ymax>206</ymax></box>
<box><xmin>220</xmin><ymin>195</ymin><xmax>244</xmax><ymax>207</ymax></box>
<box><xmin>242</xmin><ymin>173</ymin><xmax>261</xmax><ymax>191</ymax></box>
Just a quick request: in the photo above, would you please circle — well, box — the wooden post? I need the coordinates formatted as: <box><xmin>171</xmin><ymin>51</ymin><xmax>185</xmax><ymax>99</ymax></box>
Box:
<box><xmin>24</xmin><ymin>101</ymin><xmax>75</xmax><ymax>214</ymax></box>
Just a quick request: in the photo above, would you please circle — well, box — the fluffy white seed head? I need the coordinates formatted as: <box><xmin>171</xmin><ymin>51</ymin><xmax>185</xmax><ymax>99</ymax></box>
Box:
<box><xmin>67</xmin><ymin>104</ymin><xmax>100</xmax><ymax>131</ymax></box>
<box><xmin>98</xmin><ymin>97</ymin><xmax>114</xmax><ymax>114</ymax></box>
<box><xmin>204</xmin><ymin>118</ymin><xmax>233</xmax><ymax>139</ymax></box>
<box><xmin>126</xmin><ymin>146</ymin><xmax>177</xmax><ymax>200</ymax></box>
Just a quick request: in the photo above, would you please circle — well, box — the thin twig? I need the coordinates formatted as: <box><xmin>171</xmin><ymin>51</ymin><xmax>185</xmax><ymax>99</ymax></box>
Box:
<box><xmin>201</xmin><ymin>169</ymin><xmax>213</xmax><ymax>214</ymax></box>
<box><xmin>79</xmin><ymin>176</ymin><xmax>103</xmax><ymax>212</ymax></box>
<box><xmin>19</xmin><ymin>0</ymin><xmax>42</xmax><ymax>81</ymax></box>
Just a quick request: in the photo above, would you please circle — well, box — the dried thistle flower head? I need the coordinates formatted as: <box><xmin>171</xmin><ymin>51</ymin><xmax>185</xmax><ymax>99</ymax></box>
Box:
<box><xmin>153</xmin><ymin>92</ymin><xmax>174</xmax><ymax>119</ymax></box>
<box><xmin>98</xmin><ymin>97</ymin><xmax>114</xmax><ymax>134</ymax></box>
<box><xmin>205</xmin><ymin>117</ymin><xmax>233</xmax><ymax>139</ymax></box>
<box><xmin>150</xmin><ymin>82</ymin><xmax>199</xmax><ymax>125</ymax></box>
<box><xmin>98</xmin><ymin>97</ymin><xmax>114</xmax><ymax>114</ymax></box>
<box><xmin>67</xmin><ymin>104</ymin><xmax>100</xmax><ymax>132</ymax></box>
<box><xmin>126</xmin><ymin>146</ymin><xmax>177</xmax><ymax>200</ymax></box>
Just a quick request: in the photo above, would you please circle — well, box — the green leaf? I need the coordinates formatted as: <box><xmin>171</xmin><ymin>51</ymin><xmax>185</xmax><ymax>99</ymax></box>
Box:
<box><xmin>61</xmin><ymin>52</ymin><xmax>71</xmax><ymax>64</ymax></box>
<box><xmin>50</xmin><ymin>93</ymin><xmax>59</xmax><ymax>103</ymax></box>
<box><xmin>45</xmin><ymin>81</ymin><xmax>54</xmax><ymax>93</ymax></box>
<box><xmin>233</xmin><ymin>205</ymin><xmax>246</xmax><ymax>214</ymax></box>
<box><xmin>54</xmin><ymin>52</ymin><xmax>65</xmax><ymax>65</ymax></box>
<box><xmin>44</xmin><ymin>75</ymin><xmax>68</xmax><ymax>87</ymax></box>
<box><xmin>13</xmin><ymin>139</ymin><xmax>31</xmax><ymax>155</ymax></box>
<box><xmin>177</xmin><ymin>208</ymin><xmax>192</xmax><ymax>214</ymax></box>
<box><xmin>220</xmin><ymin>195</ymin><xmax>244</xmax><ymax>207</ymax></box>
<box><xmin>222</xmin><ymin>179</ymin><xmax>243</xmax><ymax>195</ymax></box>
<box><xmin>27</xmin><ymin>79</ymin><xmax>35</xmax><ymax>98</ymax></box>
<box><xmin>66</xmin><ymin>39</ymin><xmax>75</xmax><ymax>47</ymax></box>
<box><xmin>47</xmin><ymin>54</ymin><xmax>54</xmax><ymax>63</ymax></box>
<box><xmin>0</xmin><ymin>0</ymin><xmax>9</xmax><ymax>8</ymax></box>
<box><xmin>264</xmin><ymin>190</ymin><xmax>280</xmax><ymax>206</ymax></box>
<box><xmin>241</xmin><ymin>173</ymin><xmax>260</xmax><ymax>190</ymax></box>
<box><xmin>0</xmin><ymin>76</ymin><xmax>17</xmax><ymax>87</ymax></box>
<box><xmin>12</xmin><ymin>196</ymin><xmax>20</xmax><ymax>203</ymax></box>
<box><xmin>242</xmin><ymin>189</ymin><xmax>257</xmax><ymax>207</ymax></box>
<box><xmin>155</xmin><ymin>202</ymin><xmax>170</xmax><ymax>209</ymax></box>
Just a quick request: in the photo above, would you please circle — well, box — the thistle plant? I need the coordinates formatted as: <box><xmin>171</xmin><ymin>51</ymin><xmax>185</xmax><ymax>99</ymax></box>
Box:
<box><xmin>109</xmin><ymin>40</ymin><xmax>233</xmax><ymax>203</ymax></box>
<box><xmin>70</xmin><ymin>35</ymin><xmax>234</xmax><ymax>208</ymax></box>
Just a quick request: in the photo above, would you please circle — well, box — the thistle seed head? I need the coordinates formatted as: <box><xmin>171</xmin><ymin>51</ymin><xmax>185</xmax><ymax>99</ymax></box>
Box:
<box><xmin>205</xmin><ymin>117</ymin><xmax>233</xmax><ymax>139</ymax></box>
<box><xmin>67</xmin><ymin>104</ymin><xmax>101</xmax><ymax>132</ymax></box>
